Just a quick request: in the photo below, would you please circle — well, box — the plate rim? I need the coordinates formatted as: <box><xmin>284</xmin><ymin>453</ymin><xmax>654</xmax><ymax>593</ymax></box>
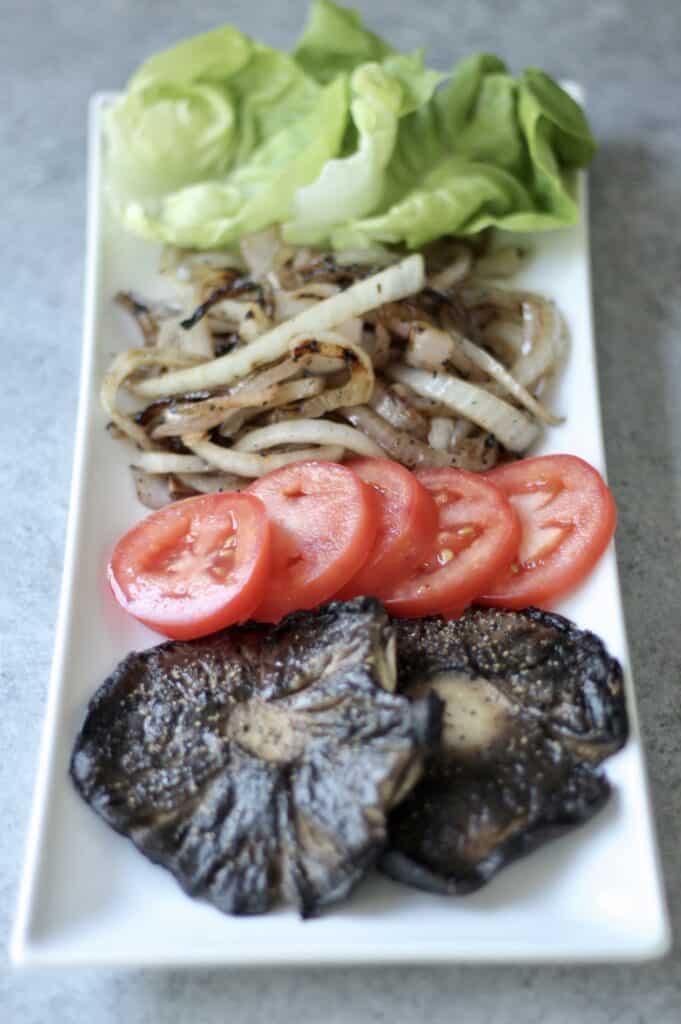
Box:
<box><xmin>10</xmin><ymin>93</ymin><xmax>109</xmax><ymax>969</ymax></box>
<box><xmin>10</xmin><ymin>91</ymin><xmax>672</xmax><ymax>968</ymax></box>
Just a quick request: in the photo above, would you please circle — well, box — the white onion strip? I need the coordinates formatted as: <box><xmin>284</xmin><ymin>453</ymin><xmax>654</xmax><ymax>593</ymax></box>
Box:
<box><xmin>428</xmin><ymin>417</ymin><xmax>455</xmax><ymax>450</ymax></box>
<box><xmin>342</xmin><ymin>405</ymin><xmax>455</xmax><ymax>469</ymax></box>
<box><xmin>230</xmin><ymin>357</ymin><xmax>302</xmax><ymax>393</ymax></box>
<box><xmin>132</xmin><ymin>255</ymin><xmax>425</xmax><ymax>399</ymax></box>
<box><xmin>428</xmin><ymin>246</ymin><xmax>472</xmax><ymax>291</ymax></box>
<box><xmin>132</xmin><ymin>452</ymin><xmax>210</xmax><ymax>474</ymax></box>
<box><xmin>130</xmin><ymin>467</ymin><xmax>175</xmax><ymax>509</ymax></box>
<box><xmin>387</xmin><ymin>364</ymin><xmax>539</xmax><ymax>453</ymax></box>
<box><xmin>184</xmin><ymin>434</ymin><xmax>346</xmax><ymax>476</ymax></box>
<box><xmin>406</xmin><ymin>322</ymin><xmax>475</xmax><ymax>376</ymax></box>
<box><xmin>455</xmin><ymin>335</ymin><xmax>562</xmax><ymax>425</ymax></box>
<box><xmin>290</xmin><ymin>332</ymin><xmax>374</xmax><ymax>418</ymax></box>
<box><xmin>274</xmin><ymin>282</ymin><xmax>340</xmax><ymax>322</ymax></box>
<box><xmin>369</xmin><ymin>380</ymin><xmax>429</xmax><ymax>439</ymax></box>
<box><xmin>472</xmin><ymin>246</ymin><xmax>527</xmax><ymax>279</ymax></box>
<box><xmin>101</xmin><ymin>348</ymin><xmax>206</xmax><ymax>450</ymax></box>
<box><xmin>232</xmin><ymin>419</ymin><xmax>383</xmax><ymax>458</ymax></box>
<box><xmin>175</xmin><ymin>472</ymin><xmax>252</xmax><ymax>494</ymax></box>
<box><xmin>240</xmin><ymin>227</ymin><xmax>278</xmax><ymax>280</ymax></box>
<box><xmin>513</xmin><ymin>298</ymin><xmax>566</xmax><ymax>387</ymax></box>
<box><xmin>152</xmin><ymin>377</ymin><xmax>323</xmax><ymax>438</ymax></box>
<box><xmin>208</xmin><ymin>299</ymin><xmax>272</xmax><ymax>341</ymax></box>
<box><xmin>159</xmin><ymin>299</ymin><xmax>214</xmax><ymax>357</ymax></box>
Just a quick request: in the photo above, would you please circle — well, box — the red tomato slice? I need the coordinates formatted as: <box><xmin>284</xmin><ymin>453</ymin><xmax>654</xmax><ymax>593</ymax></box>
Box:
<box><xmin>479</xmin><ymin>454</ymin><xmax>617</xmax><ymax>609</ymax></box>
<box><xmin>379</xmin><ymin>467</ymin><xmax>521</xmax><ymax>618</ymax></box>
<box><xmin>108</xmin><ymin>492</ymin><xmax>271</xmax><ymax>640</ymax></box>
<box><xmin>335</xmin><ymin>458</ymin><xmax>439</xmax><ymax>600</ymax></box>
<box><xmin>247</xmin><ymin>461</ymin><xmax>378</xmax><ymax>622</ymax></box>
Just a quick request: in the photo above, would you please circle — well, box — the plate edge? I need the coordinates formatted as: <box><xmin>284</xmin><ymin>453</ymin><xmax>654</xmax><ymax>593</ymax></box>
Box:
<box><xmin>10</xmin><ymin>93</ymin><xmax>109</xmax><ymax>966</ymax></box>
<box><xmin>576</xmin><ymin>158</ymin><xmax>672</xmax><ymax>954</ymax></box>
<box><xmin>9</xmin><ymin>87</ymin><xmax>672</xmax><ymax>967</ymax></box>
<box><xmin>13</xmin><ymin>929</ymin><xmax>672</xmax><ymax>969</ymax></box>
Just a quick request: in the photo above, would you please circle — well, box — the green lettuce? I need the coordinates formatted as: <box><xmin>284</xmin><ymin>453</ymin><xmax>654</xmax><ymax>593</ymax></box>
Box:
<box><xmin>301</xmin><ymin>51</ymin><xmax>594</xmax><ymax>248</ymax></box>
<box><xmin>285</xmin><ymin>54</ymin><xmax>444</xmax><ymax>243</ymax></box>
<box><xmin>106</xmin><ymin>23</ymin><xmax>322</xmax><ymax>205</ymax></box>
<box><xmin>106</xmin><ymin>1</ymin><xmax>595</xmax><ymax>250</ymax></box>
<box><xmin>123</xmin><ymin>76</ymin><xmax>348</xmax><ymax>248</ymax></box>
<box><xmin>293</xmin><ymin>0</ymin><xmax>395</xmax><ymax>82</ymax></box>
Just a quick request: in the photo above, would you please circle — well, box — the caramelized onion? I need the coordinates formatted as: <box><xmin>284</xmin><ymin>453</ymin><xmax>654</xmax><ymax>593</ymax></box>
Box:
<box><xmin>369</xmin><ymin>380</ymin><xmax>429</xmax><ymax>440</ymax></box>
<box><xmin>151</xmin><ymin>378</ymin><xmax>323</xmax><ymax>438</ymax></box>
<box><xmin>289</xmin><ymin>333</ymin><xmax>374</xmax><ymax>418</ymax></box>
<box><xmin>341</xmin><ymin>406</ymin><xmax>457</xmax><ymax>470</ymax></box>
<box><xmin>232</xmin><ymin>419</ymin><xmax>382</xmax><ymax>458</ymax></box>
<box><xmin>105</xmin><ymin>234</ymin><xmax>568</xmax><ymax>504</ymax></box>
<box><xmin>387</xmin><ymin>364</ymin><xmax>539</xmax><ymax>453</ymax></box>
<box><xmin>132</xmin><ymin>256</ymin><xmax>425</xmax><ymax>399</ymax></box>
<box><xmin>184</xmin><ymin>433</ymin><xmax>347</xmax><ymax>476</ymax></box>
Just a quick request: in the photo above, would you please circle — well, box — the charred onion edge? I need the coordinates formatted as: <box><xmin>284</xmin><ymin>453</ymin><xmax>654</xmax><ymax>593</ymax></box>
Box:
<box><xmin>231</xmin><ymin>419</ymin><xmax>383</xmax><ymax>459</ymax></box>
<box><xmin>131</xmin><ymin>255</ymin><xmax>425</xmax><ymax>399</ymax></box>
<box><xmin>387</xmin><ymin>364</ymin><xmax>539</xmax><ymax>453</ymax></box>
<box><xmin>183</xmin><ymin>433</ymin><xmax>347</xmax><ymax>476</ymax></box>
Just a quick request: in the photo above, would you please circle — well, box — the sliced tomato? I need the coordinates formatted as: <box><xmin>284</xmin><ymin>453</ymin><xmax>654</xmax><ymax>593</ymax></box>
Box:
<box><xmin>335</xmin><ymin>458</ymin><xmax>438</xmax><ymax>600</ymax></box>
<box><xmin>379</xmin><ymin>467</ymin><xmax>521</xmax><ymax>618</ymax></box>
<box><xmin>479</xmin><ymin>454</ymin><xmax>617</xmax><ymax>609</ymax></box>
<box><xmin>108</xmin><ymin>492</ymin><xmax>271</xmax><ymax>640</ymax></box>
<box><xmin>247</xmin><ymin>461</ymin><xmax>378</xmax><ymax>623</ymax></box>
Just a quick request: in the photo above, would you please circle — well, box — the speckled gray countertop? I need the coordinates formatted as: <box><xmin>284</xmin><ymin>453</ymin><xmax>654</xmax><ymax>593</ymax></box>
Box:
<box><xmin>2</xmin><ymin>1</ymin><xmax>680</xmax><ymax>1020</ymax></box>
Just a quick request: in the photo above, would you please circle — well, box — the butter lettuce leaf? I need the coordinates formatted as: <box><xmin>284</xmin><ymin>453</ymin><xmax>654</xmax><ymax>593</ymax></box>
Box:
<box><xmin>285</xmin><ymin>53</ymin><xmax>443</xmax><ymax>243</ymax></box>
<box><xmin>122</xmin><ymin>76</ymin><xmax>348</xmax><ymax>248</ymax></box>
<box><xmin>129</xmin><ymin>26</ymin><xmax>253</xmax><ymax>89</ymax></box>
<box><xmin>106</xmin><ymin>81</ymin><xmax>237</xmax><ymax>199</ymax></box>
<box><xmin>106</xmin><ymin>25</ymin><xmax>320</xmax><ymax>201</ymax></box>
<box><xmin>223</xmin><ymin>45</ymin><xmax>321</xmax><ymax>165</ymax></box>
<box><xmin>106</xmin><ymin>2</ymin><xmax>596</xmax><ymax>251</ymax></box>
<box><xmin>331</xmin><ymin>158</ymin><xmax>535</xmax><ymax>249</ymax></box>
<box><xmin>328</xmin><ymin>53</ymin><xmax>594</xmax><ymax>247</ymax></box>
<box><xmin>293</xmin><ymin>0</ymin><xmax>395</xmax><ymax>82</ymax></box>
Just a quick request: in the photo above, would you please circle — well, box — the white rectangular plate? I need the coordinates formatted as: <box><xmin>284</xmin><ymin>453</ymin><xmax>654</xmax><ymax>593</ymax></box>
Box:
<box><xmin>11</xmin><ymin>93</ymin><xmax>670</xmax><ymax>967</ymax></box>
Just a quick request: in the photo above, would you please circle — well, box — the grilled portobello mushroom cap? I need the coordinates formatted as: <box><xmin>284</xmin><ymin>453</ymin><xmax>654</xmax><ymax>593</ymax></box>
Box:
<box><xmin>71</xmin><ymin>598</ymin><xmax>441</xmax><ymax>918</ymax></box>
<box><xmin>381</xmin><ymin>606</ymin><xmax>628</xmax><ymax>895</ymax></box>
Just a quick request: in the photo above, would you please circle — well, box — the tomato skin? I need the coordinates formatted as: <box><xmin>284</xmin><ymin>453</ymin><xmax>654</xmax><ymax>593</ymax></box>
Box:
<box><xmin>335</xmin><ymin>458</ymin><xmax>439</xmax><ymax>600</ymax></box>
<box><xmin>479</xmin><ymin>454</ymin><xmax>617</xmax><ymax>609</ymax></box>
<box><xmin>247</xmin><ymin>461</ymin><xmax>378</xmax><ymax>623</ymax></box>
<box><xmin>380</xmin><ymin>467</ymin><xmax>521</xmax><ymax>619</ymax></box>
<box><xmin>108</xmin><ymin>492</ymin><xmax>271</xmax><ymax>640</ymax></box>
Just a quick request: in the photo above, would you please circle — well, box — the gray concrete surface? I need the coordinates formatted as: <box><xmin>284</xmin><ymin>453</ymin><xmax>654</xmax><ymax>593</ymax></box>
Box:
<box><xmin>2</xmin><ymin>1</ymin><xmax>680</xmax><ymax>1020</ymax></box>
